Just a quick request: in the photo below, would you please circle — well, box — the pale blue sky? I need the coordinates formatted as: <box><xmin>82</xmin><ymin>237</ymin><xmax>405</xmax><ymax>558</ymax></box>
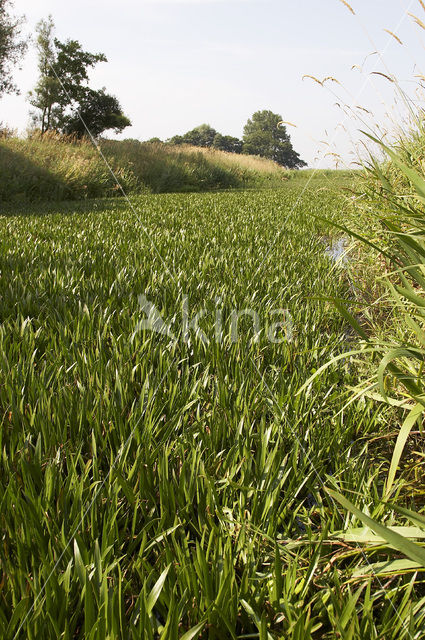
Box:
<box><xmin>1</xmin><ymin>0</ymin><xmax>424</xmax><ymax>167</ymax></box>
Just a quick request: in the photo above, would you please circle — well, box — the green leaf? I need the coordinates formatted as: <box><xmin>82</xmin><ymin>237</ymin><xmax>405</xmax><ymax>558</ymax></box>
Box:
<box><xmin>146</xmin><ymin>565</ymin><xmax>170</xmax><ymax>615</ymax></box>
<box><xmin>337</xmin><ymin>525</ymin><xmax>425</xmax><ymax>543</ymax></box>
<box><xmin>352</xmin><ymin>558</ymin><xmax>424</xmax><ymax>577</ymax></box>
<box><xmin>297</xmin><ymin>348</ymin><xmax>374</xmax><ymax>395</ymax></box>
<box><xmin>240</xmin><ymin>600</ymin><xmax>274</xmax><ymax>640</ymax></box>
<box><xmin>385</xmin><ymin>403</ymin><xmax>423</xmax><ymax>498</ymax></box>
<box><xmin>74</xmin><ymin>539</ymin><xmax>86</xmax><ymax>588</ymax></box>
<box><xmin>340</xmin><ymin>584</ymin><xmax>365</xmax><ymax>629</ymax></box>
<box><xmin>85</xmin><ymin>579</ymin><xmax>97</xmax><ymax>636</ymax></box>
<box><xmin>394</xmin><ymin>285</ymin><xmax>425</xmax><ymax>309</ymax></box>
<box><xmin>144</xmin><ymin>525</ymin><xmax>181</xmax><ymax>552</ymax></box>
<box><xmin>327</xmin><ymin>488</ymin><xmax>425</xmax><ymax>567</ymax></box>
<box><xmin>392</xmin><ymin>505</ymin><xmax>425</xmax><ymax>528</ymax></box>
<box><xmin>377</xmin><ymin>348</ymin><xmax>417</xmax><ymax>403</ymax></box>
<box><xmin>6</xmin><ymin>598</ymin><xmax>31</xmax><ymax>637</ymax></box>
<box><xmin>332</xmin><ymin>298</ymin><xmax>369</xmax><ymax>340</ymax></box>
<box><xmin>114</xmin><ymin>469</ymin><xmax>137</xmax><ymax>505</ymax></box>
<box><xmin>180</xmin><ymin>621</ymin><xmax>206</xmax><ymax>640</ymax></box>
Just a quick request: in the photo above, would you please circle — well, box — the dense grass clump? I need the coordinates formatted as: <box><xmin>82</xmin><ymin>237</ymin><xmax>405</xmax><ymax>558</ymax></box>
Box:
<box><xmin>313</xmin><ymin>128</ymin><xmax>425</xmax><ymax>580</ymax></box>
<box><xmin>0</xmin><ymin>133</ymin><xmax>292</xmax><ymax>202</ymax></box>
<box><xmin>1</xmin><ymin>174</ymin><xmax>424</xmax><ymax>638</ymax></box>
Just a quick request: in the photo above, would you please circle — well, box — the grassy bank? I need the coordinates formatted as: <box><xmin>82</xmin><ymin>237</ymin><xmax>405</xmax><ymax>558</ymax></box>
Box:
<box><xmin>0</xmin><ymin>133</ymin><xmax>295</xmax><ymax>202</ymax></box>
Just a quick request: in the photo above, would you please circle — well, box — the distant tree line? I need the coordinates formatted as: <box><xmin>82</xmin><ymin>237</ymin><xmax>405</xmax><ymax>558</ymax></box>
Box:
<box><xmin>167</xmin><ymin>124</ymin><xmax>243</xmax><ymax>155</ymax></box>
<box><xmin>155</xmin><ymin>112</ymin><xmax>306</xmax><ymax>169</ymax></box>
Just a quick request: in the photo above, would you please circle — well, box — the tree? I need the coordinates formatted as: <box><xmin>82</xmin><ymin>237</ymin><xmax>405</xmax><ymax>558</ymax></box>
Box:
<box><xmin>185</xmin><ymin>124</ymin><xmax>217</xmax><ymax>147</ymax></box>
<box><xmin>29</xmin><ymin>17</ymin><xmax>131</xmax><ymax>137</ymax></box>
<box><xmin>168</xmin><ymin>134</ymin><xmax>184</xmax><ymax>145</ymax></box>
<box><xmin>63</xmin><ymin>88</ymin><xmax>131</xmax><ymax>138</ymax></box>
<box><xmin>242</xmin><ymin>110</ymin><xmax>306</xmax><ymax>168</ymax></box>
<box><xmin>0</xmin><ymin>0</ymin><xmax>27</xmax><ymax>97</ymax></box>
<box><xmin>29</xmin><ymin>17</ymin><xmax>61</xmax><ymax>133</ymax></box>
<box><xmin>212</xmin><ymin>133</ymin><xmax>243</xmax><ymax>154</ymax></box>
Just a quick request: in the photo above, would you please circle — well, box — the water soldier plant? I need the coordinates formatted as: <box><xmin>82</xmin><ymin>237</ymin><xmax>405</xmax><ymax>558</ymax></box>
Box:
<box><xmin>3</xmin><ymin>177</ymin><xmax>424</xmax><ymax>638</ymax></box>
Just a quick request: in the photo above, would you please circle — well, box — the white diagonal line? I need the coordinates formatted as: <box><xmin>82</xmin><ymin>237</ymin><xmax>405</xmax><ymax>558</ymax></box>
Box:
<box><xmin>45</xmin><ymin>60</ymin><xmax>176</xmax><ymax>284</ymax></box>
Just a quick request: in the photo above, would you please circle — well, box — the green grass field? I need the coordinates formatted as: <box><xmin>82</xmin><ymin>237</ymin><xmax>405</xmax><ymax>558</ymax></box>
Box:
<box><xmin>1</xmin><ymin>174</ymin><xmax>424</xmax><ymax>639</ymax></box>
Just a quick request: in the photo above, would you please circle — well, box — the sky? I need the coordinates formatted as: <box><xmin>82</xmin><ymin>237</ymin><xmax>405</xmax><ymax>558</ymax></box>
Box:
<box><xmin>1</xmin><ymin>0</ymin><xmax>425</xmax><ymax>167</ymax></box>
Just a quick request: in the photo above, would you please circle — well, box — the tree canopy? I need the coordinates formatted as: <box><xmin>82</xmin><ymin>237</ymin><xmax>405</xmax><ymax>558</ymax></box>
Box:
<box><xmin>243</xmin><ymin>110</ymin><xmax>306</xmax><ymax>168</ymax></box>
<box><xmin>29</xmin><ymin>17</ymin><xmax>131</xmax><ymax>138</ymax></box>
<box><xmin>169</xmin><ymin>124</ymin><xmax>217</xmax><ymax>148</ymax></box>
<box><xmin>63</xmin><ymin>88</ymin><xmax>132</xmax><ymax>138</ymax></box>
<box><xmin>0</xmin><ymin>0</ymin><xmax>27</xmax><ymax>97</ymax></box>
<box><xmin>213</xmin><ymin>133</ymin><xmax>243</xmax><ymax>154</ymax></box>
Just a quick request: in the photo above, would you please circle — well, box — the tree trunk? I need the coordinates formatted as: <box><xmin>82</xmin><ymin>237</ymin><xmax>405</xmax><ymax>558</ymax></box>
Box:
<box><xmin>46</xmin><ymin>104</ymin><xmax>52</xmax><ymax>132</ymax></box>
<box><xmin>41</xmin><ymin>107</ymin><xmax>47</xmax><ymax>135</ymax></box>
